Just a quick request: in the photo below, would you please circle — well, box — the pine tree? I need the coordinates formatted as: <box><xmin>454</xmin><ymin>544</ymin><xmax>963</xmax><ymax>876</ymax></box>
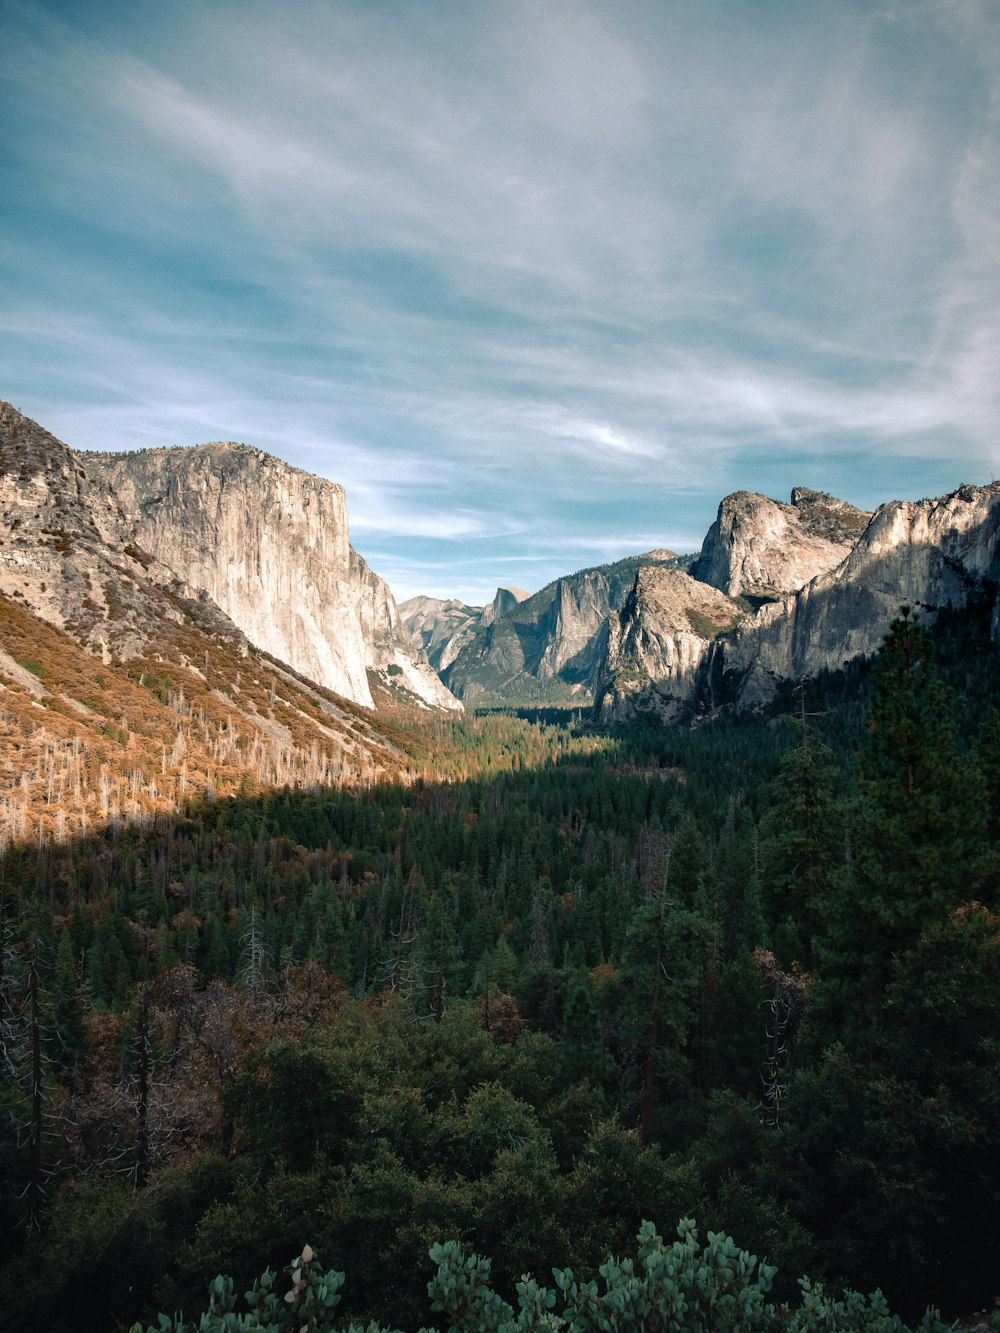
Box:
<box><xmin>416</xmin><ymin>891</ymin><xmax>462</xmax><ymax>1022</ymax></box>
<box><xmin>760</xmin><ymin>734</ymin><xmax>843</xmax><ymax>967</ymax></box>
<box><xmin>560</xmin><ymin>972</ymin><xmax>613</xmax><ymax>1084</ymax></box>
<box><xmin>854</xmin><ymin>607</ymin><xmax>982</xmax><ymax>923</ymax></box>
<box><xmin>49</xmin><ymin>928</ymin><xmax>88</xmax><ymax>1082</ymax></box>
<box><xmin>620</xmin><ymin>846</ymin><xmax>703</xmax><ymax>1142</ymax></box>
<box><xmin>810</xmin><ymin>608</ymin><xmax>985</xmax><ymax>1049</ymax></box>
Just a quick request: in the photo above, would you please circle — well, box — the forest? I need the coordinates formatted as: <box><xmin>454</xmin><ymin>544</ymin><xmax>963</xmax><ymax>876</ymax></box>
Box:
<box><xmin>0</xmin><ymin>604</ymin><xmax>998</xmax><ymax>1331</ymax></box>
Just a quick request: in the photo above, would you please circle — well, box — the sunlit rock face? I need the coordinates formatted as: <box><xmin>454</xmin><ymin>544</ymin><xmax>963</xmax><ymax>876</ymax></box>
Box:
<box><xmin>85</xmin><ymin>443</ymin><xmax>460</xmax><ymax>712</ymax></box>
<box><xmin>0</xmin><ymin>402</ymin><xmax>239</xmax><ymax>662</ymax></box>
<box><xmin>479</xmin><ymin>586</ymin><xmax>531</xmax><ymax>629</ymax></box>
<box><xmin>691</xmin><ymin>487</ymin><xmax>871</xmax><ymax>600</ymax></box>
<box><xmin>714</xmin><ymin>484</ymin><xmax>1000</xmax><ymax>708</ymax></box>
<box><xmin>596</xmin><ymin>483</ymin><xmax>1000</xmax><ymax>721</ymax></box>
<box><xmin>348</xmin><ymin>551</ymin><xmax>462</xmax><ymax>711</ymax></box>
<box><xmin>594</xmin><ymin>567</ymin><xmax>744</xmax><ymax>723</ymax></box>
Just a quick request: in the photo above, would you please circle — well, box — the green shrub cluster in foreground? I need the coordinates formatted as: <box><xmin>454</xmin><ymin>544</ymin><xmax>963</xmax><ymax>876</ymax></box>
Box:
<box><xmin>137</xmin><ymin>1222</ymin><xmax>948</xmax><ymax>1333</ymax></box>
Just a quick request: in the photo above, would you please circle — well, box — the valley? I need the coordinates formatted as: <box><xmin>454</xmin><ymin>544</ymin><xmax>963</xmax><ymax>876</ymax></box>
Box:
<box><xmin>0</xmin><ymin>401</ymin><xmax>998</xmax><ymax>1331</ymax></box>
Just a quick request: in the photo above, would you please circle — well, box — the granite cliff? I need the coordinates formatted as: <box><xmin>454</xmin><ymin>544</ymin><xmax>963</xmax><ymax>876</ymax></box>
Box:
<box><xmin>596</xmin><ymin>483</ymin><xmax>1000</xmax><ymax>722</ymax></box>
<box><xmin>594</xmin><ymin>568</ymin><xmax>744</xmax><ymax>723</ymax></box>
<box><xmin>0</xmin><ymin>401</ymin><xmax>236</xmax><ymax>663</ymax></box>
<box><xmin>0</xmin><ymin>401</ymin><xmax>413</xmax><ymax>804</ymax></box>
<box><xmin>401</xmin><ymin>586</ymin><xmax>530</xmax><ymax>676</ymax></box>
<box><xmin>436</xmin><ymin>552</ymin><xmax>680</xmax><ymax>705</ymax></box>
<box><xmin>712</xmin><ymin>484</ymin><xmax>1000</xmax><ymax>710</ymax></box>
<box><xmin>83</xmin><ymin>443</ymin><xmax>459</xmax><ymax>712</ymax></box>
<box><xmin>691</xmin><ymin>486</ymin><xmax>871</xmax><ymax>600</ymax></box>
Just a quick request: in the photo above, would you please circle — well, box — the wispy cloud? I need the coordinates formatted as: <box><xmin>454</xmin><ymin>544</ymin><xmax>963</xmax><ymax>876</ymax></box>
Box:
<box><xmin>2</xmin><ymin>0</ymin><xmax>999</xmax><ymax>601</ymax></box>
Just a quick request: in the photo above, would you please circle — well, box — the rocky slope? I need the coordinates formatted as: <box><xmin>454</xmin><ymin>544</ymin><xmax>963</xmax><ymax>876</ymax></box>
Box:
<box><xmin>0</xmin><ymin>586</ymin><xmax>415</xmax><ymax>842</ymax></box>
<box><xmin>691</xmin><ymin>486</ymin><xmax>871</xmax><ymax>600</ymax></box>
<box><xmin>439</xmin><ymin>552</ymin><xmax>680</xmax><ymax>705</ymax></box>
<box><xmin>597</xmin><ymin>483</ymin><xmax>1000</xmax><ymax>722</ymax></box>
<box><xmin>480</xmin><ymin>585</ymin><xmax>531</xmax><ymax>628</ymax></box>
<box><xmin>401</xmin><ymin>596</ymin><xmax>482</xmax><ymax>673</ymax></box>
<box><xmin>594</xmin><ymin>568</ymin><xmax>744</xmax><ymax>723</ymax></box>
<box><xmin>0</xmin><ymin>402</ymin><xmax>417</xmax><ymax>821</ymax></box>
<box><xmin>83</xmin><ymin>443</ymin><xmax>459</xmax><ymax>713</ymax></box>
<box><xmin>348</xmin><ymin>548</ymin><xmax>461</xmax><ymax>710</ymax></box>
<box><xmin>713</xmin><ymin>484</ymin><xmax>1000</xmax><ymax>709</ymax></box>
<box><xmin>0</xmin><ymin>401</ymin><xmax>236</xmax><ymax>663</ymax></box>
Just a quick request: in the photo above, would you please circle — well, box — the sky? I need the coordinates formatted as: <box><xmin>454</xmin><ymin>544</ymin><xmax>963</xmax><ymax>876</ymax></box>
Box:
<box><xmin>2</xmin><ymin>0</ymin><xmax>999</xmax><ymax>604</ymax></box>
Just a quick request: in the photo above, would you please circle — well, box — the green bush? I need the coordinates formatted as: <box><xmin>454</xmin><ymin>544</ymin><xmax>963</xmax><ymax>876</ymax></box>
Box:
<box><xmin>136</xmin><ymin>1221</ymin><xmax>948</xmax><ymax>1333</ymax></box>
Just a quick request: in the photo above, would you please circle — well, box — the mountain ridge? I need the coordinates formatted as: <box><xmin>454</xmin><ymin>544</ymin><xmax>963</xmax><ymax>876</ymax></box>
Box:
<box><xmin>7</xmin><ymin>398</ymin><xmax>997</xmax><ymax>736</ymax></box>
<box><xmin>596</xmin><ymin>481</ymin><xmax>1000</xmax><ymax>723</ymax></box>
<box><xmin>428</xmin><ymin>550</ymin><xmax>684</xmax><ymax>706</ymax></box>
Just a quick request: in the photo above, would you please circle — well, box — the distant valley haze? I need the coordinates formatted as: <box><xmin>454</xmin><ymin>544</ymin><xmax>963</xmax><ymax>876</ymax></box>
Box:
<box><xmin>2</xmin><ymin>0</ymin><xmax>999</xmax><ymax>603</ymax></box>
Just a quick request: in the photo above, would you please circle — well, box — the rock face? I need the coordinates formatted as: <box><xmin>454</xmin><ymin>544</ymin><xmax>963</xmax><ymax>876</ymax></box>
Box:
<box><xmin>0</xmin><ymin>402</ymin><xmax>239</xmax><ymax>663</ymax></box>
<box><xmin>714</xmin><ymin>484</ymin><xmax>1000</xmax><ymax>709</ymax></box>
<box><xmin>594</xmin><ymin>568</ymin><xmax>744</xmax><ymax>722</ymax></box>
<box><xmin>691</xmin><ymin>487</ymin><xmax>870</xmax><ymax>599</ymax></box>
<box><xmin>480</xmin><ymin>586</ymin><xmax>531</xmax><ymax>628</ymax></box>
<box><xmin>440</xmin><ymin>552</ymin><xmax>680</xmax><ymax>705</ymax></box>
<box><xmin>348</xmin><ymin>550</ymin><xmax>461</xmax><ymax>711</ymax></box>
<box><xmin>597</xmin><ymin>483</ymin><xmax>1000</xmax><ymax>722</ymax></box>
<box><xmin>84</xmin><ymin>444</ymin><xmax>459</xmax><ymax>712</ymax></box>
<box><xmin>400</xmin><ymin>587</ymin><xmax>530</xmax><ymax>676</ymax></box>
<box><xmin>0</xmin><ymin>403</ymin><xmax>415</xmax><ymax>808</ymax></box>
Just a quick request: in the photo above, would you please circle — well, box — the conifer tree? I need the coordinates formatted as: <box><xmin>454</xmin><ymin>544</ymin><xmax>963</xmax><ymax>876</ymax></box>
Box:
<box><xmin>854</xmin><ymin>607</ymin><xmax>981</xmax><ymax>921</ymax></box>
<box><xmin>620</xmin><ymin>846</ymin><xmax>703</xmax><ymax>1142</ymax></box>
<box><xmin>760</xmin><ymin>733</ymin><xmax>843</xmax><ymax>967</ymax></box>
<box><xmin>560</xmin><ymin>972</ymin><xmax>613</xmax><ymax>1084</ymax></box>
<box><xmin>49</xmin><ymin>928</ymin><xmax>88</xmax><ymax>1082</ymax></box>
<box><xmin>810</xmin><ymin>607</ymin><xmax>984</xmax><ymax>1049</ymax></box>
<box><xmin>415</xmin><ymin>891</ymin><xmax>461</xmax><ymax>1022</ymax></box>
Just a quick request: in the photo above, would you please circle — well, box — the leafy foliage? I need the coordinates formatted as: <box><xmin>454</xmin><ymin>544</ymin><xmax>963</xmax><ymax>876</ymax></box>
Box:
<box><xmin>137</xmin><ymin>1224</ymin><xmax>946</xmax><ymax>1333</ymax></box>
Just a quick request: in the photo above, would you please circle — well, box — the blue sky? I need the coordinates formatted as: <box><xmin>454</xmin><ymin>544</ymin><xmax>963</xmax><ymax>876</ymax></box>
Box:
<box><xmin>2</xmin><ymin>0</ymin><xmax>999</xmax><ymax>603</ymax></box>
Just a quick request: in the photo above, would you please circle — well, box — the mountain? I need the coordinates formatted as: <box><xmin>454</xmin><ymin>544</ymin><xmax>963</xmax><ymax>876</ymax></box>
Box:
<box><xmin>400</xmin><ymin>587</ymin><xmax>530</xmax><ymax>675</ymax></box>
<box><xmin>0</xmin><ymin>402</ymin><xmax>417</xmax><ymax>834</ymax></box>
<box><xmin>595</xmin><ymin>483</ymin><xmax>1000</xmax><ymax>722</ymax></box>
<box><xmin>691</xmin><ymin>486</ymin><xmax>871</xmax><ymax>600</ymax></box>
<box><xmin>0</xmin><ymin>401</ymin><xmax>236</xmax><ymax>663</ymax></box>
<box><xmin>479</xmin><ymin>585</ymin><xmax>532</xmax><ymax>627</ymax></box>
<box><xmin>82</xmin><ymin>443</ymin><xmax>460</xmax><ymax>714</ymax></box>
<box><xmin>712</xmin><ymin>484</ymin><xmax>1000</xmax><ymax>709</ymax></box>
<box><xmin>428</xmin><ymin>552</ymin><xmax>681</xmax><ymax>705</ymax></box>
<box><xmin>594</xmin><ymin>567</ymin><xmax>745</xmax><ymax>723</ymax></box>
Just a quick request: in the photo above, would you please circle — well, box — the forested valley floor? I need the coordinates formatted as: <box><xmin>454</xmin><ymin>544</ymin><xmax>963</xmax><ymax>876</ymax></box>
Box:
<box><xmin>1</xmin><ymin>605</ymin><xmax>998</xmax><ymax>1331</ymax></box>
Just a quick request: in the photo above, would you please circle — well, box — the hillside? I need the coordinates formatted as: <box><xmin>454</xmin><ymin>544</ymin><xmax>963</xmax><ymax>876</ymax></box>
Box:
<box><xmin>0</xmin><ymin>593</ymin><xmax>415</xmax><ymax>842</ymax></box>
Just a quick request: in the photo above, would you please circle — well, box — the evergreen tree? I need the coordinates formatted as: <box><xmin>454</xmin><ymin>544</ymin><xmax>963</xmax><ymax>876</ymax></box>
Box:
<box><xmin>760</xmin><ymin>735</ymin><xmax>843</xmax><ymax>967</ymax></box>
<box><xmin>559</xmin><ymin>972</ymin><xmax>613</xmax><ymax>1084</ymax></box>
<box><xmin>415</xmin><ymin>891</ymin><xmax>462</xmax><ymax>1022</ymax></box>
<box><xmin>620</xmin><ymin>864</ymin><xmax>703</xmax><ymax>1143</ymax></box>
<box><xmin>48</xmin><ymin>929</ymin><xmax>88</xmax><ymax>1082</ymax></box>
<box><xmin>810</xmin><ymin>608</ymin><xmax>984</xmax><ymax>1049</ymax></box>
<box><xmin>855</xmin><ymin>608</ymin><xmax>981</xmax><ymax>919</ymax></box>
